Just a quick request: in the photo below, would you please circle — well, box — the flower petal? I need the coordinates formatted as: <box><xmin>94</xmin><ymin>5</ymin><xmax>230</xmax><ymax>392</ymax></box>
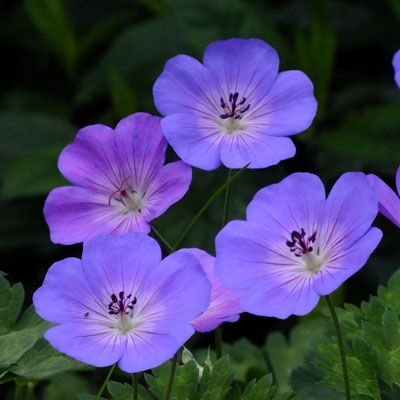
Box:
<box><xmin>203</xmin><ymin>38</ymin><xmax>279</xmax><ymax>105</ymax></box>
<box><xmin>153</xmin><ymin>54</ymin><xmax>219</xmax><ymax>116</ymax></box>
<box><xmin>45</xmin><ymin>323</ymin><xmax>124</xmax><ymax>367</ymax></box>
<box><xmin>313</xmin><ymin>227</ymin><xmax>382</xmax><ymax>296</ymax></box>
<box><xmin>246</xmin><ymin>173</ymin><xmax>326</xmax><ymax>236</ymax></box>
<box><xmin>144</xmin><ymin>161</ymin><xmax>192</xmax><ymax>220</ymax></box>
<box><xmin>44</xmin><ymin>186</ymin><xmax>150</xmax><ymax>245</ymax></box>
<box><xmin>161</xmin><ymin>113</ymin><xmax>223</xmax><ymax>170</ymax></box>
<box><xmin>240</xmin><ymin>273</ymin><xmax>319</xmax><ymax>319</ymax></box>
<box><xmin>182</xmin><ymin>249</ymin><xmax>241</xmax><ymax>333</ymax></box>
<box><xmin>244</xmin><ymin>70</ymin><xmax>317</xmax><ymax>137</ymax></box>
<box><xmin>82</xmin><ymin>233</ymin><xmax>162</xmax><ymax>302</ymax></box>
<box><xmin>58</xmin><ymin>124</ymin><xmax>118</xmax><ymax>193</ymax></box>
<box><xmin>219</xmin><ymin>133</ymin><xmax>296</xmax><ymax>169</ymax></box>
<box><xmin>319</xmin><ymin>172</ymin><xmax>379</xmax><ymax>256</ymax></box>
<box><xmin>215</xmin><ymin>220</ymin><xmax>298</xmax><ymax>290</ymax></box>
<box><xmin>113</xmin><ymin>112</ymin><xmax>167</xmax><ymax>188</ymax></box>
<box><xmin>393</xmin><ymin>49</ymin><xmax>400</xmax><ymax>88</ymax></box>
<box><xmin>33</xmin><ymin>258</ymin><xmax>108</xmax><ymax>324</ymax></box>
<box><xmin>396</xmin><ymin>166</ymin><xmax>400</xmax><ymax>195</ymax></box>
<box><xmin>368</xmin><ymin>173</ymin><xmax>400</xmax><ymax>228</ymax></box>
<box><xmin>118</xmin><ymin>322</ymin><xmax>193</xmax><ymax>373</ymax></box>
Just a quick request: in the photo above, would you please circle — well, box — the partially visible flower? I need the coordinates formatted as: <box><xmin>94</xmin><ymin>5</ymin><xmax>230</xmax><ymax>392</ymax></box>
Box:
<box><xmin>393</xmin><ymin>49</ymin><xmax>400</xmax><ymax>87</ymax></box>
<box><xmin>181</xmin><ymin>249</ymin><xmax>241</xmax><ymax>332</ymax></box>
<box><xmin>33</xmin><ymin>233</ymin><xmax>211</xmax><ymax>372</ymax></box>
<box><xmin>368</xmin><ymin>167</ymin><xmax>400</xmax><ymax>228</ymax></box>
<box><xmin>153</xmin><ymin>38</ymin><xmax>317</xmax><ymax>171</ymax></box>
<box><xmin>44</xmin><ymin>112</ymin><xmax>192</xmax><ymax>244</ymax></box>
<box><xmin>215</xmin><ymin>172</ymin><xmax>382</xmax><ymax>319</ymax></box>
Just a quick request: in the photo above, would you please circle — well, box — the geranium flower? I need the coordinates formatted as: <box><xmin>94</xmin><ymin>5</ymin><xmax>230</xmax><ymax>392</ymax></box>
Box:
<box><xmin>33</xmin><ymin>233</ymin><xmax>211</xmax><ymax>372</ymax></box>
<box><xmin>368</xmin><ymin>167</ymin><xmax>400</xmax><ymax>228</ymax></box>
<box><xmin>153</xmin><ymin>38</ymin><xmax>317</xmax><ymax>170</ymax></box>
<box><xmin>215</xmin><ymin>172</ymin><xmax>382</xmax><ymax>319</ymax></box>
<box><xmin>393</xmin><ymin>49</ymin><xmax>400</xmax><ymax>87</ymax></box>
<box><xmin>44</xmin><ymin>112</ymin><xmax>192</xmax><ymax>244</ymax></box>
<box><xmin>182</xmin><ymin>249</ymin><xmax>241</xmax><ymax>332</ymax></box>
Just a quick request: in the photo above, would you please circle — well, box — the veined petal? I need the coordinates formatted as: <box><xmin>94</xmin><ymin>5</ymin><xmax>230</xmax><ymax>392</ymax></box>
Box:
<box><xmin>313</xmin><ymin>227</ymin><xmax>382</xmax><ymax>296</ymax></box>
<box><xmin>153</xmin><ymin>54</ymin><xmax>219</xmax><ymax>117</ymax></box>
<box><xmin>114</xmin><ymin>112</ymin><xmax>167</xmax><ymax>188</ymax></box>
<box><xmin>219</xmin><ymin>133</ymin><xmax>296</xmax><ymax>169</ymax></box>
<box><xmin>161</xmin><ymin>113</ymin><xmax>223</xmax><ymax>170</ymax></box>
<box><xmin>240</xmin><ymin>273</ymin><xmax>319</xmax><ymax>319</ymax></box>
<box><xmin>33</xmin><ymin>258</ymin><xmax>109</xmax><ymax>324</ymax></box>
<box><xmin>58</xmin><ymin>124</ymin><xmax>119</xmax><ymax>193</ymax></box>
<box><xmin>144</xmin><ymin>161</ymin><xmax>192</xmax><ymax>220</ymax></box>
<box><xmin>82</xmin><ymin>233</ymin><xmax>162</xmax><ymax>303</ymax></box>
<box><xmin>244</xmin><ymin>70</ymin><xmax>317</xmax><ymax>137</ymax></box>
<box><xmin>118</xmin><ymin>321</ymin><xmax>194</xmax><ymax>373</ymax></box>
<box><xmin>319</xmin><ymin>172</ymin><xmax>379</xmax><ymax>256</ymax></box>
<box><xmin>246</xmin><ymin>173</ymin><xmax>325</xmax><ymax>236</ymax></box>
<box><xmin>45</xmin><ymin>323</ymin><xmax>124</xmax><ymax>367</ymax></box>
<box><xmin>203</xmin><ymin>38</ymin><xmax>279</xmax><ymax>105</ymax></box>
<box><xmin>182</xmin><ymin>249</ymin><xmax>241</xmax><ymax>333</ymax></box>
<box><xmin>44</xmin><ymin>186</ymin><xmax>150</xmax><ymax>245</ymax></box>
<box><xmin>368</xmin><ymin>173</ymin><xmax>400</xmax><ymax>228</ymax></box>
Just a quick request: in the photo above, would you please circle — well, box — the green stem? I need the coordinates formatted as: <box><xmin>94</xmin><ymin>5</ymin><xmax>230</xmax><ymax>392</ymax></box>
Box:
<box><xmin>163</xmin><ymin>353</ymin><xmax>178</xmax><ymax>400</ymax></box>
<box><xmin>214</xmin><ymin>327</ymin><xmax>223</xmax><ymax>359</ymax></box>
<box><xmin>132</xmin><ymin>373</ymin><xmax>138</xmax><ymax>400</ymax></box>
<box><xmin>151</xmin><ymin>225</ymin><xmax>173</xmax><ymax>252</ymax></box>
<box><xmin>96</xmin><ymin>364</ymin><xmax>116</xmax><ymax>400</ymax></box>
<box><xmin>222</xmin><ymin>169</ymin><xmax>233</xmax><ymax>227</ymax></box>
<box><xmin>14</xmin><ymin>382</ymin><xmax>24</xmax><ymax>400</ymax></box>
<box><xmin>325</xmin><ymin>295</ymin><xmax>351</xmax><ymax>400</ymax></box>
<box><xmin>172</xmin><ymin>164</ymin><xmax>248</xmax><ymax>252</ymax></box>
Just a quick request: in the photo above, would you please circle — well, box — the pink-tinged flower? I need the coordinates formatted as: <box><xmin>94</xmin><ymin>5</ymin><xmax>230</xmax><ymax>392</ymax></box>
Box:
<box><xmin>215</xmin><ymin>172</ymin><xmax>382</xmax><ymax>319</ymax></box>
<box><xmin>33</xmin><ymin>233</ymin><xmax>211</xmax><ymax>372</ymax></box>
<box><xmin>393</xmin><ymin>49</ymin><xmax>400</xmax><ymax>88</ymax></box>
<box><xmin>181</xmin><ymin>249</ymin><xmax>241</xmax><ymax>332</ymax></box>
<box><xmin>368</xmin><ymin>167</ymin><xmax>400</xmax><ymax>228</ymax></box>
<box><xmin>44</xmin><ymin>112</ymin><xmax>192</xmax><ymax>245</ymax></box>
<box><xmin>153</xmin><ymin>38</ymin><xmax>317</xmax><ymax>171</ymax></box>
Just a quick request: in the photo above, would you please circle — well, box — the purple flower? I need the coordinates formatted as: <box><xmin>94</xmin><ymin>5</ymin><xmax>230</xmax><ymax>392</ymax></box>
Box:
<box><xmin>215</xmin><ymin>172</ymin><xmax>382</xmax><ymax>319</ymax></box>
<box><xmin>181</xmin><ymin>249</ymin><xmax>241</xmax><ymax>333</ymax></box>
<box><xmin>44</xmin><ymin>112</ymin><xmax>192</xmax><ymax>245</ymax></box>
<box><xmin>153</xmin><ymin>38</ymin><xmax>317</xmax><ymax>170</ymax></box>
<box><xmin>368</xmin><ymin>167</ymin><xmax>400</xmax><ymax>228</ymax></box>
<box><xmin>33</xmin><ymin>233</ymin><xmax>211</xmax><ymax>372</ymax></box>
<box><xmin>393</xmin><ymin>49</ymin><xmax>400</xmax><ymax>88</ymax></box>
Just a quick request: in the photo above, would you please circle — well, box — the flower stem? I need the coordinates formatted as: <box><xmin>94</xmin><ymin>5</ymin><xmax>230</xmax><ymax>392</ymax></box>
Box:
<box><xmin>172</xmin><ymin>163</ymin><xmax>248</xmax><ymax>252</ymax></box>
<box><xmin>96</xmin><ymin>364</ymin><xmax>116</xmax><ymax>400</ymax></box>
<box><xmin>214</xmin><ymin>327</ymin><xmax>223</xmax><ymax>359</ymax></box>
<box><xmin>163</xmin><ymin>353</ymin><xmax>178</xmax><ymax>400</ymax></box>
<box><xmin>325</xmin><ymin>295</ymin><xmax>351</xmax><ymax>400</ymax></box>
<box><xmin>132</xmin><ymin>373</ymin><xmax>138</xmax><ymax>400</ymax></box>
<box><xmin>151</xmin><ymin>225</ymin><xmax>173</xmax><ymax>252</ymax></box>
<box><xmin>222</xmin><ymin>169</ymin><xmax>233</xmax><ymax>227</ymax></box>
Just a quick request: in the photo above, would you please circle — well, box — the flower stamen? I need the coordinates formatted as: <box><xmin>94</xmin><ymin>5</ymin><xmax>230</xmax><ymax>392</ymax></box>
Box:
<box><xmin>108</xmin><ymin>291</ymin><xmax>137</xmax><ymax>315</ymax></box>
<box><xmin>219</xmin><ymin>92</ymin><xmax>250</xmax><ymax>120</ymax></box>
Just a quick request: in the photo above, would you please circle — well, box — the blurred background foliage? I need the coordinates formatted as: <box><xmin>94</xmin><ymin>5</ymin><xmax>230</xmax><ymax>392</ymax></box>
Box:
<box><xmin>1</xmin><ymin>0</ymin><xmax>400</xmax><ymax>369</ymax></box>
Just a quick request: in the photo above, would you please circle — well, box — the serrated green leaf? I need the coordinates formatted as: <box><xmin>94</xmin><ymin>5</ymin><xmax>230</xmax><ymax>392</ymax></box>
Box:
<box><xmin>107</xmin><ymin>380</ymin><xmax>150</xmax><ymax>400</ymax></box>
<box><xmin>199</xmin><ymin>355</ymin><xmax>235</xmax><ymax>400</ymax></box>
<box><xmin>241</xmin><ymin>375</ymin><xmax>275</xmax><ymax>400</ymax></box>
<box><xmin>0</xmin><ymin>272</ymin><xmax>24</xmax><ymax>334</ymax></box>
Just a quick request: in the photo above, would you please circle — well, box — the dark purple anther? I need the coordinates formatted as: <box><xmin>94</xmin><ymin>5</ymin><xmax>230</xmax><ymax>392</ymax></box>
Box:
<box><xmin>286</xmin><ymin>228</ymin><xmax>317</xmax><ymax>257</ymax></box>
<box><xmin>219</xmin><ymin>92</ymin><xmax>251</xmax><ymax>120</ymax></box>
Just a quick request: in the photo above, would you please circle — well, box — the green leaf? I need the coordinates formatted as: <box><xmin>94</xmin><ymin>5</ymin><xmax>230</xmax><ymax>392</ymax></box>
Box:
<box><xmin>25</xmin><ymin>0</ymin><xmax>77</xmax><ymax>77</ymax></box>
<box><xmin>0</xmin><ymin>112</ymin><xmax>74</xmax><ymax>177</ymax></box>
<box><xmin>1</xmin><ymin>144</ymin><xmax>67</xmax><ymax>200</ymax></box>
<box><xmin>109</xmin><ymin>71</ymin><xmax>138</xmax><ymax>119</ymax></box>
<box><xmin>107</xmin><ymin>380</ymin><xmax>150</xmax><ymax>400</ymax></box>
<box><xmin>316</xmin><ymin>104</ymin><xmax>400</xmax><ymax>163</ymax></box>
<box><xmin>199</xmin><ymin>355</ymin><xmax>235</xmax><ymax>400</ymax></box>
<box><xmin>241</xmin><ymin>375</ymin><xmax>276</xmax><ymax>400</ymax></box>
<box><xmin>44</xmin><ymin>374</ymin><xmax>91</xmax><ymax>400</ymax></box>
<box><xmin>0</xmin><ymin>272</ymin><xmax>24</xmax><ymax>334</ymax></box>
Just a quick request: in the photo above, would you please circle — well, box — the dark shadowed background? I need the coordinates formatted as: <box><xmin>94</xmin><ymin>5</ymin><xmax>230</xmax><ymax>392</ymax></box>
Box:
<box><xmin>1</xmin><ymin>0</ymin><xmax>400</xmax><ymax>362</ymax></box>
